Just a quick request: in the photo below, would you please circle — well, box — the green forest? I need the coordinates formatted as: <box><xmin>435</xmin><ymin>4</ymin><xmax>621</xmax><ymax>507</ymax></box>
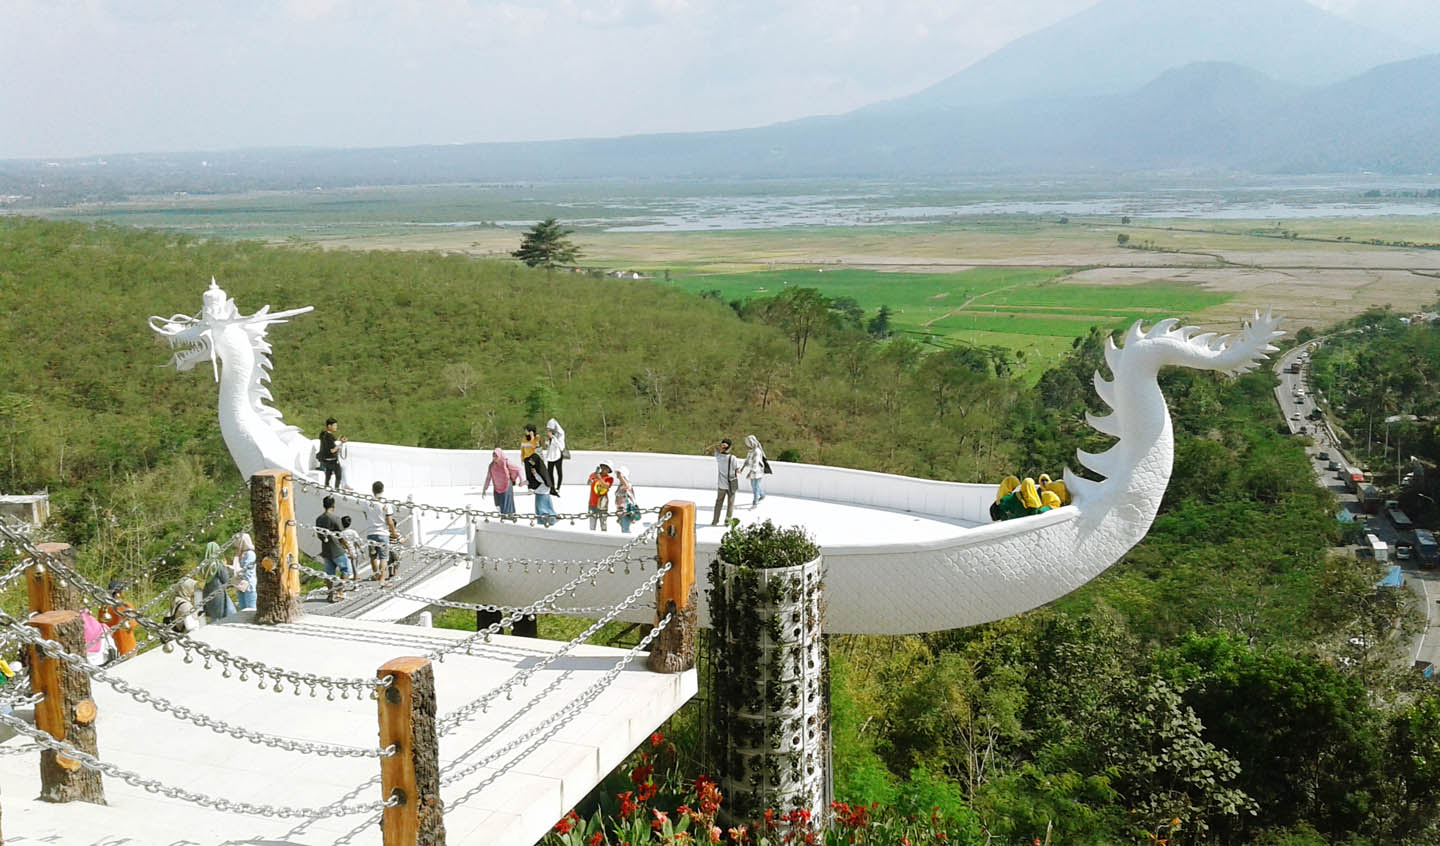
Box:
<box><xmin>2</xmin><ymin>218</ymin><xmax>1439</xmax><ymax>844</ymax></box>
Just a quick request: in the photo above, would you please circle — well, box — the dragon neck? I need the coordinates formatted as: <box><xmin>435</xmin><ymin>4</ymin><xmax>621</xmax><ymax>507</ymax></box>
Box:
<box><xmin>214</xmin><ymin>325</ymin><xmax>292</xmax><ymax>477</ymax></box>
<box><xmin>1096</xmin><ymin>358</ymin><xmax>1171</xmax><ymax>523</ymax></box>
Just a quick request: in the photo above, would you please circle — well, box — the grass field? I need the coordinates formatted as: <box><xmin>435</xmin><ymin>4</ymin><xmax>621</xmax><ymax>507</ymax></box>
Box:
<box><xmin>668</xmin><ymin>266</ymin><xmax>1231</xmax><ymax>378</ymax></box>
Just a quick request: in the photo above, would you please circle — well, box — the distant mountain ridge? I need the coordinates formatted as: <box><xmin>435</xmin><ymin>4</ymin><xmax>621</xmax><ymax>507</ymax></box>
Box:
<box><xmin>3</xmin><ymin>0</ymin><xmax>1439</xmax><ymax>199</ymax></box>
<box><xmin>876</xmin><ymin>0</ymin><xmax>1421</xmax><ymax>112</ymax></box>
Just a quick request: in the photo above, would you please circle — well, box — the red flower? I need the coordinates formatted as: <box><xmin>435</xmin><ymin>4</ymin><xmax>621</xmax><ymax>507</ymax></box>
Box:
<box><xmin>677</xmin><ymin>804</ymin><xmax>693</xmax><ymax>818</ymax></box>
<box><xmin>630</xmin><ymin>763</ymin><xmax>654</xmax><ymax>785</ymax></box>
<box><xmin>650</xmin><ymin>731</ymin><xmax>664</xmax><ymax>747</ymax></box>
<box><xmin>618</xmin><ymin>790</ymin><xmax>637</xmax><ymax>816</ymax></box>
<box><xmin>709</xmin><ymin>824</ymin><xmax>722</xmax><ymax>842</ymax></box>
<box><xmin>652</xmin><ymin>809</ymin><xmax>670</xmax><ymax>829</ymax></box>
<box><xmin>728</xmin><ymin>825</ymin><xmax>749</xmax><ymax>843</ymax></box>
<box><xmin>588</xmin><ymin>834</ymin><xmax>604</xmax><ymax>846</ymax></box>
<box><xmin>554</xmin><ymin>813</ymin><xmax>575</xmax><ymax>835</ymax></box>
<box><xmin>636</xmin><ymin>780</ymin><xmax>659</xmax><ymax>802</ymax></box>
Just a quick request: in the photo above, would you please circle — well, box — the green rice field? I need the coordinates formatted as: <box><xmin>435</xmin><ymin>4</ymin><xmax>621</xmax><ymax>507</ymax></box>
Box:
<box><xmin>670</xmin><ymin>266</ymin><xmax>1232</xmax><ymax>378</ymax></box>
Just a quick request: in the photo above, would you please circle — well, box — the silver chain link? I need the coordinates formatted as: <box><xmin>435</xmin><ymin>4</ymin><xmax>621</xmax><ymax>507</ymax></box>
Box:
<box><xmin>437</xmin><ymin>558</ymin><xmax>672</xmax><ymax>734</ymax></box>
<box><xmin>0</xmin><ymin>527</ymin><xmax>390</xmax><ymax>695</ymax></box>
<box><xmin>295</xmin><ymin>475</ymin><xmax>664</xmax><ymax>526</ymax></box>
<box><xmin>442</xmin><ymin>613</ymin><xmax>674</xmax><ymax>799</ymax></box>
<box><xmin>0</xmin><ymin>711</ymin><xmax>399</xmax><ymax>818</ymax></box>
<box><xmin>2</xmin><ymin>619</ymin><xmax>395</xmax><ymax>758</ymax></box>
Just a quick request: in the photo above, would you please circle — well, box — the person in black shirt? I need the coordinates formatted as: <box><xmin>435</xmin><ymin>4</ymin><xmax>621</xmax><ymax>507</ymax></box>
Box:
<box><xmin>315</xmin><ymin>495</ymin><xmax>350</xmax><ymax>602</ymax></box>
<box><xmin>319</xmin><ymin>417</ymin><xmax>346</xmax><ymax>489</ymax></box>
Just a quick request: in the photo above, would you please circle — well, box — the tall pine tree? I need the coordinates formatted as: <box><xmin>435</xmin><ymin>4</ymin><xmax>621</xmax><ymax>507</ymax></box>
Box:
<box><xmin>511</xmin><ymin>218</ymin><xmax>581</xmax><ymax>269</ymax></box>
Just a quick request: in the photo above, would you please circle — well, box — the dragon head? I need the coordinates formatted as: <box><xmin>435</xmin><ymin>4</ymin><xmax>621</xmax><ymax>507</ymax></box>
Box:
<box><xmin>149</xmin><ymin>279</ymin><xmax>312</xmax><ymax>380</ymax></box>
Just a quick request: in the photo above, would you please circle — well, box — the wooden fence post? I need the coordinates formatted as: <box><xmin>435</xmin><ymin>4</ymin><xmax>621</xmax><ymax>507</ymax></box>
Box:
<box><xmin>25</xmin><ymin>543</ymin><xmax>84</xmax><ymax>615</ymax></box>
<box><xmin>26</xmin><ymin>611</ymin><xmax>105</xmax><ymax>805</ymax></box>
<box><xmin>648</xmin><ymin>501</ymin><xmax>697</xmax><ymax>673</ymax></box>
<box><xmin>251</xmin><ymin>470</ymin><xmax>302</xmax><ymax>624</ymax></box>
<box><xmin>378</xmin><ymin>657</ymin><xmax>445</xmax><ymax>846</ymax></box>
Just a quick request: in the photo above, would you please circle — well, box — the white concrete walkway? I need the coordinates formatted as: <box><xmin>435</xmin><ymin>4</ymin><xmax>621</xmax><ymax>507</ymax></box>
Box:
<box><xmin>0</xmin><ymin>613</ymin><xmax>695</xmax><ymax>845</ymax></box>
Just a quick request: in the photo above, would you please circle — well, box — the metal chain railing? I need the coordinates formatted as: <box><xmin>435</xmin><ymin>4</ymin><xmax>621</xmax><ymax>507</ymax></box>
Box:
<box><xmin>1</xmin><ymin>530</ymin><xmax>391</xmax><ymax>696</ymax></box>
<box><xmin>443</xmin><ymin>613</ymin><xmax>674</xmax><ymax>801</ymax></box>
<box><xmin>0</xmin><ymin>711</ymin><xmax>400</xmax><ymax>818</ymax></box>
<box><xmin>294</xmin><ymin>475</ymin><xmax>664</xmax><ymax>527</ymax></box>
<box><xmin>423</xmin><ymin>516</ymin><xmax>668</xmax><ymax>665</ymax></box>
<box><xmin>437</xmin><ymin>558</ymin><xmax>672</xmax><ymax>734</ymax></box>
<box><xmin>1</xmin><ymin>617</ymin><xmax>395</xmax><ymax>758</ymax></box>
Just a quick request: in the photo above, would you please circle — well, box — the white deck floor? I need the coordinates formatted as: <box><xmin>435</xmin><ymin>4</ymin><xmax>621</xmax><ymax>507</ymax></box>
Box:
<box><xmin>0</xmin><ymin>613</ymin><xmax>695</xmax><ymax>845</ymax></box>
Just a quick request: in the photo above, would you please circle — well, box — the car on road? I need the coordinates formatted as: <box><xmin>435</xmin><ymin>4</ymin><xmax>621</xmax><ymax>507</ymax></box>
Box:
<box><xmin>1328</xmin><ymin>460</ymin><xmax>1340</xmax><ymax>471</ymax></box>
<box><xmin>1318</xmin><ymin>451</ymin><xmax>1330</xmax><ymax>461</ymax></box>
<box><xmin>1398</xmin><ymin>543</ymin><xmax>1414</xmax><ymax>561</ymax></box>
<box><xmin>1290</xmin><ymin>412</ymin><xmax>1302</xmax><ymax>420</ymax></box>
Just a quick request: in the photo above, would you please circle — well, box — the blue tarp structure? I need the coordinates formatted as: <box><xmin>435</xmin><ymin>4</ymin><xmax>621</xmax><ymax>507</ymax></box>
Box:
<box><xmin>1336</xmin><ymin>510</ymin><xmax>1358</xmax><ymax>524</ymax></box>
<box><xmin>1378</xmin><ymin>565</ymin><xmax>1404</xmax><ymax>588</ymax></box>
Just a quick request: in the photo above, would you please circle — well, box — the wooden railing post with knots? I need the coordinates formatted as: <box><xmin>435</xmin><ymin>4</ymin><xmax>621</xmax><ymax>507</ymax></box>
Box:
<box><xmin>251</xmin><ymin>470</ymin><xmax>303</xmax><ymax>624</ymax></box>
<box><xmin>649</xmin><ymin>501</ymin><xmax>697</xmax><ymax>673</ymax></box>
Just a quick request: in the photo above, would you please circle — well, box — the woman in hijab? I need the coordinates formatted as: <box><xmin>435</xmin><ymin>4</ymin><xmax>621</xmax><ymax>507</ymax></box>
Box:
<box><xmin>523</xmin><ymin>453</ymin><xmax>558</xmax><ymax>527</ymax></box>
<box><xmin>229</xmin><ymin>531</ymin><xmax>257</xmax><ymax>611</ymax></box>
<box><xmin>198</xmin><ymin>541</ymin><xmax>236</xmax><ymax>623</ymax></box>
<box><xmin>614</xmin><ymin>466</ymin><xmax>639</xmax><ymax>533</ymax></box>
<box><xmin>481</xmin><ymin>447</ymin><xmax>522</xmax><ymax>520</ymax></box>
<box><xmin>543</xmin><ymin>418</ymin><xmax>567</xmax><ymax>495</ymax></box>
<box><xmin>167</xmin><ymin>576</ymin><xmax>201</xmax><ymax>634</ymax></box>
<box><xmin>739</xmin><ymin>435</ymin><xmax>768</xmax><ymax>508</ymax></box>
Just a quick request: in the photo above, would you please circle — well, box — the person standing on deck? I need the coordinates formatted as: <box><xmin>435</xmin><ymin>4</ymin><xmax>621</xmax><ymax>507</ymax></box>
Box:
<box><xmin>544</xmin><ymin>418</ymin><xmax>567</xmax><ymax>495</ymax></box>
<box><xmin>588</xmin><ymin>462</ymin><xmax>614</xmax><ymax>531</ymax></box>
<box><xmin>318</xmin><ymin>418</ymin><xmax>346</xmax><ymax>489</ymax></box>
<box><xmin>614</xmin><ymin>465</ymin><xmax>639</xmax><ymax>533</ymax></box>
<box><xmin>366</xmin><ymin>481</ymin><xmax>401</xmax><ymax>585</ymax></box>
<box><xmin>524</xmin><ymin>453</ymin><xmax>558</xmax><ymax>527</ymax></box>
<box><xmin>709</xmin><ymin>438</ymin><xmax>741</xmax><ymax>526</ymax></box>
<box><xmin>229</xmin><ymin>532</ymin><xmax>257</xmax><ymax>611</ymax></box>
<box><xmin>521</xmin><ymin>424</ymin><xmax>542</xmax><ymax>489</ymax></box>
<box><xmin>315</xmin><ymin>495</ymin><xmax>350</xmax><ymax>602</ymax></box>
<box><xmin>740</xmin><ymin>435</ymin><xmax>767</xmax><ymax>508</ymax></box>
<box><xmin>482</xmin><ymin>447</ymin><xmax>522</xmax><ymax>520</ymax></box>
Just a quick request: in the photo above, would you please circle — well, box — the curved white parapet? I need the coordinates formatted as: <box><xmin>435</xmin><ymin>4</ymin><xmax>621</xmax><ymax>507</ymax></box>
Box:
<box><xmin>152</xmin><ymin>283</ymin><xmax>1284</xmax><ymax>635</ymax></box>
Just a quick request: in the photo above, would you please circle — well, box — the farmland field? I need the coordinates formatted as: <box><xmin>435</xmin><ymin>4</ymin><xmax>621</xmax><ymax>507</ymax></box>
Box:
<box><xmin>669</xmin><ymin>266</ymin><xmax>1232</xmax><ymax>377</ymax></box>
<box><xmin>17</xmin><ymin>177</ymin><xmax>1440</xmax><ymax>377</ymax></box>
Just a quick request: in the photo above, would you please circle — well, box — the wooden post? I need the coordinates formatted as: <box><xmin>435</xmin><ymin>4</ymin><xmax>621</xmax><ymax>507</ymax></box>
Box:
<box><xmin>378</xmin><ymin>657</ymin><xmax>445</xmax><ymax>846</ymax></box>
<box><xmin>648</xmin><ymin>501</ymin><xmax>697</xmax><ymax>673</ymax></box>
<box><xmin>26</xmin><ymin>611</ymin><xmax>105</xmax><ymax>805</ymax></box>
<box><xmin>251</xmin><ymin>470</ymin><xmax>302</xmax><ymax>624</ymax></box>
<box><xmin>25</xmin><ymin>543</ymin><xmax>84</xmax><ymax>615</ymax></box>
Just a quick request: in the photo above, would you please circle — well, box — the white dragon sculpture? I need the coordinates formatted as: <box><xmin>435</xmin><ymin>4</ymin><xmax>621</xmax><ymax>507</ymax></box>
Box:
<box><xmin>151</xmin><ymin>281</ymin><xmax>1283</xmax><ymax>634</ymax></box>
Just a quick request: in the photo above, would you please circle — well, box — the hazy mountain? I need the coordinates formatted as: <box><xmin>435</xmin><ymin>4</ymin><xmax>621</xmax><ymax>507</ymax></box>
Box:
<box><xmin>874</xmin><ymin>0</ymin><xmax>1420</xmax><ymax>112</ymax></box>
<box><xmin>5</xmin><ymin>56</ymin><xmax>1440</xmax><ymax>203</ymax></box>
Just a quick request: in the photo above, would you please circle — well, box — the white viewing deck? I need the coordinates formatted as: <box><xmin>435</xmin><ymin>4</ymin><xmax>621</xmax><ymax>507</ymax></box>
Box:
<box><xmin>0</xmin><ymin>613</ymin><xmax>696</xmax><ymax>846</ymax></box>
<box><xmin>302</xmin><ymin>447</ymin><xmax>1001</xmax><ymax>634</ymax></box>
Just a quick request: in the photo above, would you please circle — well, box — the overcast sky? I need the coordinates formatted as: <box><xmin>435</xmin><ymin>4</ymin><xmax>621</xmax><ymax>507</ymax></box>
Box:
<box><xmin>2</xmin><ymin>0</ymin><xmax>1436</xmax><ymax>159</ymax></box>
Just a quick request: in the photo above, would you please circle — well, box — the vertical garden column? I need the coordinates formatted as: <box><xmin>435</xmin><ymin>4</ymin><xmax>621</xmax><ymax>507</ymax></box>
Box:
<box><xmin>707</xmin><ymin>522</ymin><xmax>827</xmax><ymax>822</ymax></box>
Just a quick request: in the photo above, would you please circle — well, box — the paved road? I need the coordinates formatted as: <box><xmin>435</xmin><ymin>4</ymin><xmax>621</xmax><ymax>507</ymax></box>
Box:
<box><xmin>1273</xmin><ymin>340</ymin><xmax>1440</xmax><ymax>675</ymax></box>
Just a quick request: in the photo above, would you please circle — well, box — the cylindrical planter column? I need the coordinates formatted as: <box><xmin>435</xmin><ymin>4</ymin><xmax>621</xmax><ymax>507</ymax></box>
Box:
<box><xmin>708</xmin><ymin>528</ymin><xmax>826</xmax><ymax>822</ymax></box>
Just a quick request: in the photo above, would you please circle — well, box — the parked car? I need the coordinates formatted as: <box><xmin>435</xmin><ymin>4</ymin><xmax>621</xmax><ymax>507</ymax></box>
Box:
<box><xmin>1398</xmin><ymin>542</ymin><xmax>1414</xmax><ymax>561</ymax></box>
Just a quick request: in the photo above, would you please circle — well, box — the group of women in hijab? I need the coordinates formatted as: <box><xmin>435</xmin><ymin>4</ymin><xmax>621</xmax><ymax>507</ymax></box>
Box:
<box><xmin>162</xmin><ymin>531</ymin><xmax>258</xmax><ymax>632</ymax></box>
<box><xmin>480</xmin><ymin>418</ymin><xmax>644</xmax><ymax>532</ymax></box>
<box><xmin>991</xmin><ymin>473</ymin><xmax>1071</xmax><ymax>522</ymax></box>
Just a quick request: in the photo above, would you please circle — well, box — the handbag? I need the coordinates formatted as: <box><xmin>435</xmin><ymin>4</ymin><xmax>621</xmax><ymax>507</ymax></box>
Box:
<box><xmin>624</xmin><ymin>502</ymin><xmax>641</xmax><ymax>520</ymax></box>
<box><xmin>561</xmin><ymin>448</ymin><xmax>572</xmax><ymax>460</ymax></box>
<box><xmin>762</xmin><ymin>457</ymin><xmax>773</xmax><ymax>475</ymax></box>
